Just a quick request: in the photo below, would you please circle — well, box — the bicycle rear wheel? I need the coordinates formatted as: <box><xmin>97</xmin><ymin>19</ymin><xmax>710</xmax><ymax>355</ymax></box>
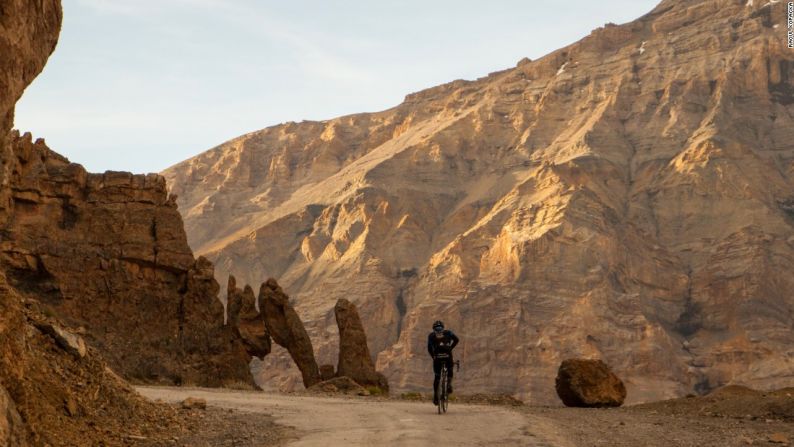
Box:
<box><xmin>439</xmin><ymin>366</ymin><xmax>448</xmax><ymax>414</ymax></box>
<box><xmin>435</xmin><ymin>370</ymin><xmax>444</xmax><ymax>414</ymax></box>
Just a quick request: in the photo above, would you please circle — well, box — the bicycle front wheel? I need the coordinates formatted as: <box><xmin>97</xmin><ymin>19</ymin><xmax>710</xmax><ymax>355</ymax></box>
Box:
<box><xmin>437</xmin><ymin>370</ymin><xmax>444</xmax><ymax>414</ymax></box>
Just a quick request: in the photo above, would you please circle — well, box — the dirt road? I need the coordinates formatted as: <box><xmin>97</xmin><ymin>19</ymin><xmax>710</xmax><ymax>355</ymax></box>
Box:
<box><xmin>137</xmin><ymin>386</ymin><xmax>794</xmax><ymax>446</ymax></box>
<box><xmin>137</xmin><ymin>387</ymin><xmax>563</xmax><ymax>446</ymax></box>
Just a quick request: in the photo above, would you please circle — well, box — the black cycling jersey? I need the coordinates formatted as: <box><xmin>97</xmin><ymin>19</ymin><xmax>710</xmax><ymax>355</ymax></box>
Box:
<box><xmin>427</xmin><ymin>329</ymin><xmax>459</xmax><ymax>357</ymax></box>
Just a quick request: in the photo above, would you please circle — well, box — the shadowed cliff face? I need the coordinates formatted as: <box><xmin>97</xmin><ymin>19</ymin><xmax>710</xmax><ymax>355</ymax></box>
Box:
<box><xmin>0</xmin><ymin>2</ymin><xmax>198</xmax><ymax>445</ymax></box>
<box><xmin>0</xmin><ymin>132</ymin><xmax>255</xmax><ymax>387</ymax></box>
<box><xmin>165</xmin><ymin>0</ymin><xmax>794</xmax><ymax>404</ymax></box>
<box><xmin>0</xmin><ymin>2</ymin><xmax>256</xmax><ymax>390</ymax></box>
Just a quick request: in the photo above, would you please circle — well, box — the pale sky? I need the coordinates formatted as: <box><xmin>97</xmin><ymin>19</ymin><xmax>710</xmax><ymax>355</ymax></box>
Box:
<box><xmin>14</xmin><ymin>0</ymin><xmax>659</xmax><ymax>174</ymax></box>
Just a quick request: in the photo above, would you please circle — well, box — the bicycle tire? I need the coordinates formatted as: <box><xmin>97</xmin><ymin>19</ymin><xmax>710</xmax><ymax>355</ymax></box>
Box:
<box><xmin>438</xmin><ymin>365</ymin><xmax>449</xmax><ymax>413</ymax></box>
<box><xmin>435</xmin><ymin>368</ymin><xmax>444</xmax><ymax>414</ymax></box>
<box><xmin>439</xmin><ymin>365</ymin><xmax>448</xmax><ymax>414</ymax></box>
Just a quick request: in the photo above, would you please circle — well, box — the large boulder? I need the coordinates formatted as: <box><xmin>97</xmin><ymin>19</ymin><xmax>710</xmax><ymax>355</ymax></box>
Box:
<box><xmin>227</xmin><ymin>275</ymin><xmax>271</xmax><ymax>359</ymax></box>
<box><xmin>258</xmin><ymin>278</ymin><xmax>320</xmax><ymax>387</ymax></box>
<box><xmin>334</xmin><ymin>299</ymin><xmax>389</xmax><ymax>392</ymax></box>
<box><xmin>555</xmin><ymin>359</ymin><xmax>626</xmax><ymax>407</ymax></box>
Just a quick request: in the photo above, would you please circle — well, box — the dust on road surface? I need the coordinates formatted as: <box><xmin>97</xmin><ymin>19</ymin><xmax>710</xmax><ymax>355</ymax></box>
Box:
<box><xmin>137</xmin><ymin>387</ymin><xmax>564</xmax><ymax>447</ymax></box>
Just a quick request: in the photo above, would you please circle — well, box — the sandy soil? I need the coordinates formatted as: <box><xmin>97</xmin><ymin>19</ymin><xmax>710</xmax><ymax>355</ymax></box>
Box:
<box><xmin>138</xmin><ymin>386</ymin><xmax>794</xmax><ymax>447</ymax></box>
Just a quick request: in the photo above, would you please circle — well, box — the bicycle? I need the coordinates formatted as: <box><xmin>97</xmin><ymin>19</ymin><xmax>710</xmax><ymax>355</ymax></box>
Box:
<box><xmin>436</xmin><ymin>358</ymin><xmax>460</xmax><ymax>414</ymax></box>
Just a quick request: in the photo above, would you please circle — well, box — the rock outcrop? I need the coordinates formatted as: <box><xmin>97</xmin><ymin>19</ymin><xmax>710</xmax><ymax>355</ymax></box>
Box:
<box><xmin>1</xmin><ymin>2</ymin><xmax>176</xmax><ymax>443</ymax></box>
<box><xmin>555</xmin><ymin>359</ymin><xmax>627</xmax><ymax>407</ymax></box>
<box><xmin>165</xmin><ymin>0</ymin><xmax>794</xmax><ymax>404</ymax></box>
<box><xmin>0</xmin><ymin>132</ymin><xmax>255</xmax><ymax>387</ymax></box>
<box><xmin>259</xmin><ymin>278</ymin><xmax>321</xmax><ymax>387</ymax></box>
<box><xmin>228</xmin><ymin>275</ymin><xmax>271</xmax><ymax>359</ymax></box>
<box><xmin>0</xmin><ymin>1</ymin><xmax>257</xmax><ymax>444</ymax></box>
<box><xmin>335</xmin><ymin>299</ymin><xmax>389</xmax><ymax>391</ymax></box>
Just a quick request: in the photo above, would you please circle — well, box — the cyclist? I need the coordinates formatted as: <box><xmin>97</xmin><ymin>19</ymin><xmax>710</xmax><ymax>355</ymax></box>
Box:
<box><xmin>427</xmin><ymin>320</ymin><xmax>459</xmax><ymax>405</ymax></box>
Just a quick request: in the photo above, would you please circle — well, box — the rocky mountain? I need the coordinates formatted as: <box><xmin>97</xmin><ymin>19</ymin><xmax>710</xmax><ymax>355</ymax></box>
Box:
<box><xmin>164</xmin><ymin>0</ymin><xmax>794</xmax><ymax>404</ymax></box>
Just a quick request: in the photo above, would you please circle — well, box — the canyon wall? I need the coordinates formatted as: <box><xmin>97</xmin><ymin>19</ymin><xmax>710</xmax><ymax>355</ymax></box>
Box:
<box><xmin>0</xmin><ymin>1</ymin><xmax>204</xmax><ymax>444</ymax></box>
<box><xmin>1</xmin><ymin>132</ymin><xmax>255</xmax><ymax>387</ymax></box>
<box><xmin>1</xmin><ymin>0</ymin><xmax>255</xmax><ymax>393</ymax></box>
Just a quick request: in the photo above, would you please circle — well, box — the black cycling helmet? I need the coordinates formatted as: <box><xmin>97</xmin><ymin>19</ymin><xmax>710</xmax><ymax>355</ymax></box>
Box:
<box><xmin>432</xmin><ymin>320</ymin><xmax>444</xmax><ymax>331</ymax></box>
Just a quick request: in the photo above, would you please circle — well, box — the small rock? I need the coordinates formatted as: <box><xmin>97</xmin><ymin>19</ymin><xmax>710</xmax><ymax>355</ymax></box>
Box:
<box><xmin>64</xmin><ymin>396</ymin><xmax>78</xmax><ymax>417</ymax></box>
<box><xmin>769</xmin><ymin>433</ymin><xmax>789</xmax><ymax>445</ymax></box>
<box><xmin>36</xmin><ymin>322</ymin><xmax>87</xmax><ymax>358</ymax></box>
<box><xmin>357</xmin><ymin>389</ymin><xmax>371</xmax><ymax>396</ymax></box>
<box><xmin>180</xmin><ymin>397</ymin><xmax>207</xmax><ymax>410</ymax></box>
<box><xmin>738</xmin><ymin>435</ymin><xmax>753</xmax><ymax>445</ymax></box>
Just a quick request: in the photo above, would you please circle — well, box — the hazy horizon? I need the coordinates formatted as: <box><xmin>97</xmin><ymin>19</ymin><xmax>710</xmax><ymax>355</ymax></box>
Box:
<box><xmin>14</xmin><ymin>0</ymin><xmax>659</xmax><ymax>174</ymax></box>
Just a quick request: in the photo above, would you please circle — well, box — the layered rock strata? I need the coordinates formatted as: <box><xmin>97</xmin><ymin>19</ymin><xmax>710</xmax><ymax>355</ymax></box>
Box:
<box><xmin>1</xmin><ymin>132</ymin><xmax>255</xmax><ymax>387</ymax></box>
<box><xmin>165</xmin><ymin>0</ymin><xmax>794</xmax><ymax>403</ymax></box>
